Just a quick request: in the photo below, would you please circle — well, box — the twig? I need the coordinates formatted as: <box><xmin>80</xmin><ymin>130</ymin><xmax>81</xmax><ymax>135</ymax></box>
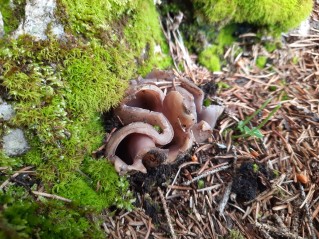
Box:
<box><xmin>183</xmin><ymin>163</ymin><xmax>231</xmax><ymax>186</ymax></box>
<box><xmin>299</xmin><ymin>184</ymin><xmax>317</xmax><ymax>239</ymax></box>
<box><xmin>217</xmin><ymin>183</ymin><xmax>232</xmax><ymax>217</ymax></box>
<box><xmin>102</xmin><ymin>222</ymin><xmax>110</xmax><ymax>234</ymax></box>
<box><xmin>32</xmin><ymin>191</ymin><xmax>72</xmax><ymax>203</ymax></box>
<box><xmin>259</xmin><ymin>228</ymin><xmax>274</xmax><ymax>239</ymax></box>
<box><xmin>144</xmin><ymin>219</ymin><xmax>152</xmax><ymax>239</ymax></box>
<box><xmin>165</xmin><ymin>161</ymin><xmax>198</xmax><ymax>198</ymax></box>
<box><xmin>272</xmin><ymin>214</ymin><xmax>288</xmax><ymax>232</ymax></box>
<box><xmin>218</xmin><ymin>146</ymin><xmax>238</xmax><ymax>217</ymax></box>
<box><xmin>232</xmin><ymin>145</ymin><xmax>238</xmax><ymax>172</ymax></box>
<box><xmin>157</xmin><ymin>187</ymin><xmax>176</xmax><ymax>239</ymax></box>
<box><xmin>255</xmin><ymin>222</ymin><xmax>304</xmax><ymax>239</ymax></box>
<box><xmin>0</xmin><ymin>166</ymin><xmax>34</xmax><ymax>190</ymax></box>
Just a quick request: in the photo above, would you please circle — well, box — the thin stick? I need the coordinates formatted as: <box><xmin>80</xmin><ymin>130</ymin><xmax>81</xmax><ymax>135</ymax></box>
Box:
<box><xmin>299</xmin><ymin>184</ymin><xmax>317</xmax><ymax>239</ymax></box>
<box><xmin>217</xmin><ymin>183</ymin><xmax>232</xmax><ymax>217</ymax></box>
<box><xmin>0</xmin><ymin>166</ymin><xmax>34</xmax><ymax>190</ymax></box>
<box><xmin>255</xmin><ymin>222</ymin><xmax>304</xmax><ymax>239</ymax></box>
<box><xmin>183</xmin><ymin>164</ymin><xmax>231</xmax><ymax>186</ymax></box>
<box><xmin>165</xmin><ymin>161</ymin><xmax>198</xmax><ymax>198</ymax></box>
<box><xmin>144</xmin><ymin>219</ymin><xmax>152</xmax><ymax>239</ymax></box>
<box><xmin>218</xmin><ymin>146</ymin><xmax>238</xmax><ymax>216</ymax></box>
<box><xmin>32</xmin><ymin>191</ymin><xmax>72</xmax><ymax>203</ymax></box>
<box><xmin>157</xmin><ymin>187</ymin><xmax>176</xmax><ymax>239</ymax></box>
<box><xmin>259</xmin><ymin>229</ymin><xmax>274</xmax><ymax>239</ymax></box>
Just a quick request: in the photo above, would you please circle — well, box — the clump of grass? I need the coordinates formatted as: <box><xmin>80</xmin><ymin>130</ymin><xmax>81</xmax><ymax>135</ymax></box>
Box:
<box><xmin>234</xmin><ymin>98</ymin><xmax>281</xmax><ymax>139</ymax></box>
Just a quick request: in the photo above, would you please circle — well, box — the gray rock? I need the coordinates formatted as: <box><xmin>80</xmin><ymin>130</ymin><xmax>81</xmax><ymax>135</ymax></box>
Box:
<box><xmin>296</xmin><ymin>18</ymin><xmax>310</xmax><ymax>36</ymax></box>
<box><xmin>13</xmin><ymin>0</ymin><xmax>64</xmax><ymax>40</ymax></box>
<box><xmin>0</xmin><ymin>11</ymin><xmax>4</xmax><ymax>37</ymax></box>
<box><xmin>0</xmin><ymin>102</ymin><xmax>15</xmax><ymax>121</ymax></box>
<box><xmin>3</xmin><ymin>129</ymin><xmax>29</xmax><ymax>156</ymax></box>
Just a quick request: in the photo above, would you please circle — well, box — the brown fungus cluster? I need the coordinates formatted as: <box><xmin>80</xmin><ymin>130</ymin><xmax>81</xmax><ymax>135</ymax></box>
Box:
<box><xmin>105</xmin><ymin>70</ymin><xmax>224</xmax><ymax>174</ymax></box>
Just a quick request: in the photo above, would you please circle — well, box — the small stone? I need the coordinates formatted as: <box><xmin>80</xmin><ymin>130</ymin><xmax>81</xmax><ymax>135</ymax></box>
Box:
<box><xmin>13</xmin><ymin>0</ymin><xmax>65</xmax><ymax>40</ymax></box>
<box><xmin>296</xmin><ymin>18</ymin><xmax>310</xmax><ymax>36</ymax></box>
<box><xmin>0</xmin><ymin>102</ymin><xmax>15</xmax><ymax>121</ymax></box>
<box><xmin>3</xmin><ymin>129</ymin><xmax>29</xmax><ymax>156</ymax></box>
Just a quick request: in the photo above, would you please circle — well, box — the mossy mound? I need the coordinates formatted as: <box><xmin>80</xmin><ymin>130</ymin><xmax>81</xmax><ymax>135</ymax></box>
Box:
<box><xmin>0</xmin><ymin>185</ymin><xmax>104</xmax><ymax>239</ymax></box>
<box><xmin>0</xmin><ymin>0</ymin><xmax>171</xmax><ymax>237</ymax></box>
<box><xmin>193</xmin><ymin>0</ymin><xmax>313</xmax><ymax>33</ymax></box>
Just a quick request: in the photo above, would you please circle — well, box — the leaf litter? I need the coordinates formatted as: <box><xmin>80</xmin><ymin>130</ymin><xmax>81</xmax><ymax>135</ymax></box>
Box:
<box><xmin>104</xmin><ymin>6</ymin><xmax>319</xmax><ymax>239</ymax></box>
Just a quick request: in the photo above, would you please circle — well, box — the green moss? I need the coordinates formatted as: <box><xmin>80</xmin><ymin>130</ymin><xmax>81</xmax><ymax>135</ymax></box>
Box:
<box><xmin>216</xmin><ymin>24</ymin><xmax>235</xmax><ymax>46</ymax></box>
<box><xmin>198</xmin><ymin>24</ymin><xmax>236</xmax><ymax>71</ymax></box>
<box><xmin>124</xmin><ymin>0</ymin><xmax>172</xmax><ymax>75</ymax></box>
<box><xmin>56</xmin><ymin>0</ymin><xmax>171</xmax><ymax>73</ymax></box>
<box><xmin>0</xmin><ymin>185</ymin><xmax>104</xmax><ymax>239</ymax></box>
<box><xmin>63</xmin><ymin>42</ymin><xmax>128</xmax><ymax>114</ymax></box>
<box><xmin>198</xmin><ymin>46</ymin><xmax>221</xmax><ymax>71</ymax></box>
<box><xmin>0</xmin><ymin>152</ymin><xmax>23</xmax><ymax>168</ymax></box>
<box><xmin>0</xmin><ymin>0</ymin><xmax>26</xmax><ymax>34</ymax></box>
<box><xmin>52</xmin><ymin>159</ymin><xmax>134</xmax><ymax>211</ymax></box>
<box><xmin>264</xmin><ymin>42</ymin><xmax>279</xmax><ymax>53</ymax></box>
<box><xmin>256</xmin><ymin>56</ymin><xmax>267</xmax><ymax>69</ymax></box>
<box><xmin>197</xmin><ymin>180</ymin><xmax>205</xmax><ymax>189</ymax></box>
<box><xmin>217</xmin><ymin>82</ymin><xmax>231</xmax><ymax>93</ymax></box>
<box><xmin>273</xmin><ymin>170</ymin><xmax>280</xmax><ymax>177</ymax></box>
<box><xmin>203</xmin><ymin>98</ymin><xmax>211</xmax><ymax>107</ymax></box>
<box><xmin>0</xmin><ymin>0</ymin><xmax>170</xmax><ymax>181</ymax></box>
<box><xmin>292</xmin><ymin>56</ymin><xmax>299</xmax><ymax>64</ymax></box>
<box><xmin>153</xmin><ymin>125</ymin><xmax>162</xmax><ymax>133</ymax></box>
<box><xmin>252</xmin><ymin>163</ymin><xmax>259</xmax><ymax>173</ymax></box>
<box><xmin>0</xmin><ymin>0</ymin><xmax>172</xmax><ymax>237</ymax></box>
<box><xmin>194</xmin><ymin>0</ymin><xmax>237</xmax><ymax>25</ymax></box>
<box><xmin>82</xmin><ymin>158</ymin><xmax>134</xmax><ymax>210</ymax></box>
<box><xmin>226</xmin><ymin>229</ymin><xmax>245</xmax><ymax>239</ymax></box>
<box><xmin>268</xmin><ymin>86</ymin><xmax>277</xmax><ymax>92</ymax></box>
<box><xmin>0</xmin><ymin>36</ymin><xmax>132</xmax><ymax>189</ymax></box>
<box><xmin>57</xmin><ymin>0</ymin><xmax>137</xmax><ymax>38</ymax></box>
<box><xmin>194</xmin><ymin>0</ymin><xmax>313</xmax><ymax>33</ymax></box>
<box><xmin>280</xmin><ymin>91</ymin><xmax>290</xmax><ymax>101</ymax></box>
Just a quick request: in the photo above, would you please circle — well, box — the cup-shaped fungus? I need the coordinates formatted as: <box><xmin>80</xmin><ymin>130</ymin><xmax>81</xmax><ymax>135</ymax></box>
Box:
<box><xmin>105</xmin><ymin>70</ymin><xmax>224</xmax><ymax>174</ymax></box>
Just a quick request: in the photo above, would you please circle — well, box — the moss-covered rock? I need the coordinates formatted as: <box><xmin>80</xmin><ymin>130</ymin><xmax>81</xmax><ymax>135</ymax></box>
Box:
<box><xmin>193</xmin><ymin>0</ymin><xmax>313</xmax><ymax>33</ymax></box>
<box><xmin>0</xmin><ymin>0</ymin><xmax>171</xmax><ymax>237</ymax></box>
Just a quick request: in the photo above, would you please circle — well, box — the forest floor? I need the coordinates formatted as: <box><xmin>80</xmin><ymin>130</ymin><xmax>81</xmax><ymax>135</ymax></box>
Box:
<box><xmin>104</xmin><ymin>4</ymin><xmax>319</xmax><ymax>239</ymax></box>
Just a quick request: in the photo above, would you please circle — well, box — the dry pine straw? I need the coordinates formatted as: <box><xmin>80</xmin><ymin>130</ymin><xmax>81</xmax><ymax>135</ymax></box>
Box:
<box><xmin>104</xmin><ymin>5</ymin><xmax>319</xmax><ymax>238</ymax></box>
<box><xmin>103</xmin><ymin>31</ymin><xmax>319</xmax><ymax>238</ymax></box>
